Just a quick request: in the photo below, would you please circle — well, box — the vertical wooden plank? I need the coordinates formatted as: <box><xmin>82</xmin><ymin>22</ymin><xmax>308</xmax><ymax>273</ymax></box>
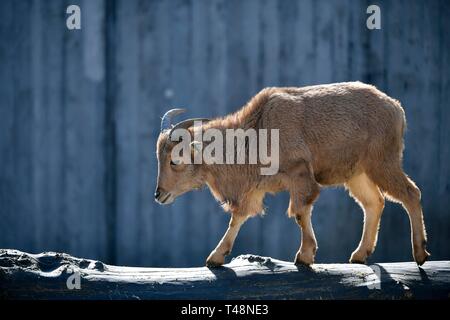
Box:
<box><xmin>295</xmin><ymin>0</ymin><xmax>317</xmax><ymax>85</ymax></box>
<box><xmin>63</xmin><ymin>0</ymin><xmax>83</xmax><ymax>257</ymax></box>
<box><xmin>278</xmin><ymin>0</ymin><xmax>300</xmax><ymax>86</ymax></box>
<box><xmin>436</xmin><ymin>0</ymin><xmax>450</xmax><ymax>259</ymax></box>
<box><xmin>103</xmin><ymin>0</ymin><xmax>119</xmax><ymax>265</ymax></box>
<box><xmin>0</xmin><ymin>0</ymin><xmax>16</xmax><ymax>246</ymax></box>
<box><xmin>114</xmin><ymin>0</ymin><xmax>141</xmax><ymax>265</ymax></box>
<box><xmin>224</xmin><ymin>0</ymin><xmax>252</xmax><ymax>109</ymax></box>
<box><xmin>78</xmin><ymin>0</ymin><xmax>107</xmax><ymax>260</ymax></box>
<box><xmin>0</xmin><ymin>0</ymin><xmax>34</xmax><ymax>250</ymax></box>
<box><xmin>312</xmin><ymin>0</ymin><xmax>334</xmax><ymax>83</ymax></box>
<box><xmin>30</xmin><ymin>0</ymin><xmax>44</xmax><ymax>251</ymax></box>
<box><xmin>331</xmin><ymin>0</ymin><xmax>353</xmax><ymax>83</ymax></box>
<box><xmin>36</xmin><ymin>0</ymin><xmax>67</xmax><ymax>252</ymax></box>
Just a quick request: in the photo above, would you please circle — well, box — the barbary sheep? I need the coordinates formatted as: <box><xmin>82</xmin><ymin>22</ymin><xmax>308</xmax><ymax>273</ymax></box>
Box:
<box><xmin>155</xmin><ymin>81</ymin><xmax>429</xmax><ymax>267</ymax></box>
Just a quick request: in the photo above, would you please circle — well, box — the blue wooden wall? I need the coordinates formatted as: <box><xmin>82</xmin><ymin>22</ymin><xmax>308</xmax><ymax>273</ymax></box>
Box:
<box><xmin>0</xmin><ymin>0</ymin><xmax>449</xmax><ymax>267</ymax></box>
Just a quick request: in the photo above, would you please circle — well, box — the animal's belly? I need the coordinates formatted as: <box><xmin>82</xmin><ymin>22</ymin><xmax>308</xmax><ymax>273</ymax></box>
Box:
<box><xmin>312</xmin><ymin>154</ymin><xmax>363</xmax><ymax>186</ymax></box>
<box><xmin>314</xmin><ymin>169</ymin><xmax>352</xmax><ymax>186</ymax></box>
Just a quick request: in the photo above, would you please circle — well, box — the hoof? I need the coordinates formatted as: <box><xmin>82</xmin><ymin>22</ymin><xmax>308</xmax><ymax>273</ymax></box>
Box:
<box><xmin>294</xmin><ymin>251</ymin><xmax>314</xmax><ymax>266</ymax></box>
<box><xmin>414</xmin><ymin>249</ymin><xmax>430</xmax><ymax>266</ymax></box>
<box><xmin>206</xmin><ymin>260</ymin><xmax>223</xmax><ymax>268</ymax></box>
<box><xmin>349</xmin><ymin>257</ymin><xmax>367</xmax><ymax>264</ymax></box>
<box><xmin>349</xmin><ymin>249</ymin><xmax>369</xmax><ymax>264</ymax></box>
<box><xmin>206</xmin><ymin>252</ymin><xmax>225</xmax><ymax>268</ymax></box>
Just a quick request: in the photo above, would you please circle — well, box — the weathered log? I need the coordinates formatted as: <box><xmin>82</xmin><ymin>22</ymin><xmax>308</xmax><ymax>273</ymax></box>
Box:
<box><xmin>0</xmin><ymin>249</ymin><xmax>449</xmax><ymax>300</ymax></box>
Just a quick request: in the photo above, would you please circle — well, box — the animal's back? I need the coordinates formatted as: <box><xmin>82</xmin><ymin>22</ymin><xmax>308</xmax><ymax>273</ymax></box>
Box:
<box><xmin>259</xmin><ymin>82</ymin><xmax>406</xmax><ymax>185</ymax></box>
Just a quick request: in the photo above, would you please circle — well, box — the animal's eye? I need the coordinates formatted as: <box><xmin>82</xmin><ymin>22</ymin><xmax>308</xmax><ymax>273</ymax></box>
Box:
<box><xmin>170</xmin><ymin>159</ymin><xmax>181</xmax><ymax>166</ymax></box>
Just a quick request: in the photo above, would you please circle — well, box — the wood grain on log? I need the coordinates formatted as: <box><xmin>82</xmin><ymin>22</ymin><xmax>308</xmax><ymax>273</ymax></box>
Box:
<box><xmin>1</xmin><ymin>249</ymin><xmax>449</xmax><ymax>300</ymax></box>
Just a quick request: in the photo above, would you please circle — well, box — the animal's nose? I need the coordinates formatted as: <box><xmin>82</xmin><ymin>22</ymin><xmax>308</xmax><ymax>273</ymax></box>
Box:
<box><xmin>154</xmin><ymin>188</ymin><xmax>161</xmax><ymax>199</ymax></box>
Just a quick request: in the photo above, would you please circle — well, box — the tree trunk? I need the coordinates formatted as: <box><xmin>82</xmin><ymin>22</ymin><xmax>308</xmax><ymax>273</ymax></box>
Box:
<box><xmin>1</xmin><ymin>249</ymin><xmax>449</xmax><ymax>300</ymax></box>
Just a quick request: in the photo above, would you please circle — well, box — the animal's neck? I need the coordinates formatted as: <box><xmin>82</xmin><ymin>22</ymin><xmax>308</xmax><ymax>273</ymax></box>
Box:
<box><xmin>202</xmin><ymin>165</ymin><xmax>260</xmax><ymax>208</ymax></box>
<box><xmin>203</xmin><ymin>168</ymin><xmax>232</xmax><ymax>204</ymax></box>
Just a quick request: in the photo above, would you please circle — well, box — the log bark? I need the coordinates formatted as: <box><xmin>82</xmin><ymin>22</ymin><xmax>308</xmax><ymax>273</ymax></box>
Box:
<box><xmin>1</xmin><ymin>249</ymin><xmax>449</xmax><ymax>300</ymax></box>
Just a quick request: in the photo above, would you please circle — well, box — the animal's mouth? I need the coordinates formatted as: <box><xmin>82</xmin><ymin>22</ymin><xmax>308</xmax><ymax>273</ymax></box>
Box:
<box><xmin>156</xmin><ymin>191</ymin><xmax>174</xmax><ymax>205</ymax></box>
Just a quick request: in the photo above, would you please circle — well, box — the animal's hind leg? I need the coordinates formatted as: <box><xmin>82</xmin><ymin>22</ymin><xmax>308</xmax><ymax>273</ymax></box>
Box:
<box><xmin>368</xmin><ymin>166</ymin><xmax>430</xmax><ymax>265</ymax></box>
<box><xmin>346</xmin><ymin>173</ymin><xmax>385</xmax><ymax>264</ymax></box>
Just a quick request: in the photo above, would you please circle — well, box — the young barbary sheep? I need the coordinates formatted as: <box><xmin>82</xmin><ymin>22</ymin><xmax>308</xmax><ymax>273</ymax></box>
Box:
<box><xmin>155</xmin><ymin>81</ymin><xmax>430</xmax><ymax>267</ymax></box>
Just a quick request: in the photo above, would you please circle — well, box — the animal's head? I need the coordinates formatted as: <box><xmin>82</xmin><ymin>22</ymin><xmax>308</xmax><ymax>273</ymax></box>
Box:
<box><xmin>155</xmin><ymin>109</ymin><xmax>209</xmax><ymax>205</ymax></box>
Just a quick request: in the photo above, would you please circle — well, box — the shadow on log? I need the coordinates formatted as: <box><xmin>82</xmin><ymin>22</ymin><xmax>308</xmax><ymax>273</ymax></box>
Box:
<box><xmin>1</xmin><ymin>249</ymin><xmax>449</xmax><ymax>300</ymax></box>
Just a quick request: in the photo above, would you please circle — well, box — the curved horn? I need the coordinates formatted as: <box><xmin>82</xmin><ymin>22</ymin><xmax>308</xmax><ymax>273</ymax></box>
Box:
<box><xmin>160</xmin><ymin>108</ymin><xmax>186</xmax><ymax>132</ymax></box>
<box><xmin>168</xmin><ymin>118</ymin><xmax>211</xmax><ymax>140</ymax></box>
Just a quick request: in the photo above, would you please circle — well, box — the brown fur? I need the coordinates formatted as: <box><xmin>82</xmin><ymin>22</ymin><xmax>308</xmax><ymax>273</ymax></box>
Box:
<box><xmin>156</xmin><ymin>81</ymin><xmax>430</xmax><ymax>267</ymax></box>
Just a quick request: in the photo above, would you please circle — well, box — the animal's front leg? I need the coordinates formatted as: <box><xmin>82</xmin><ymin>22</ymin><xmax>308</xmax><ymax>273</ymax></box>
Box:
<box><xmin>288</xmin><ymin>167</ymin><xmax>320</xmax><ymax>266</ymax></box>
<box><xmin>206</xmin><ymin>214</ymin><xmax>247</xmax><ymax>267</ymax></box>
<box><xmin>292</xmin><ymin>202</ymin><xmax>318</xmax><ymax>266</ymax></box>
